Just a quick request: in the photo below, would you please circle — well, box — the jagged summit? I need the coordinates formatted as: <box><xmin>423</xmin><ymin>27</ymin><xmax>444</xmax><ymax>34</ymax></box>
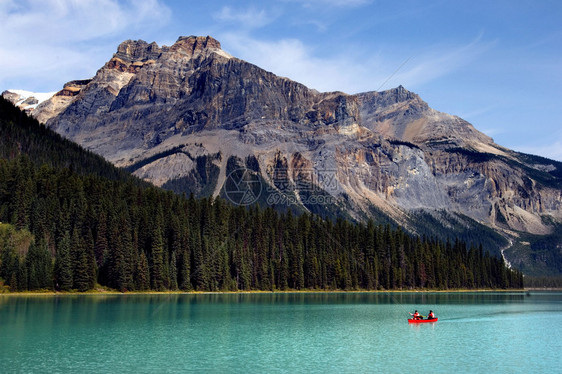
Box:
<box><xmin>170</xmin><ymin>35</ymin><xmax>232</xmax><ymax>60</ymax></box>
<box><xmin>114</xmin><ymin>35</ymin><xmax>228</xmax><ymax>63</ymax></box>
<box><xmin>173</xmin><ymin>35</ymin><xmax>223</xmax><ymax>51</ymax></box>
<box><xmin>115</xmin><ymin>39</ymin><xmax>163</xmax><ymax>62</ymax></box>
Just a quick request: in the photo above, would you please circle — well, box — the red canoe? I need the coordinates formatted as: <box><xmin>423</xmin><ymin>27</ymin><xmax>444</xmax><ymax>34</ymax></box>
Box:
<box><xmin>408</xmin><ymin>318</ymin><xmax>438</xmax><ymax>324</ymax></box>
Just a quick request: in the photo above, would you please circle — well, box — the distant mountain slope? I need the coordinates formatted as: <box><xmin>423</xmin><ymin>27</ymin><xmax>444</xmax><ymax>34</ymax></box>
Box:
<box><xmin>0</xmin><ymin>96</ymin><xmax>135</xmax><ymax>182</ymax></box>
<box><xmin>1</xmin><ymin>89</ymin><xmax>56</xmax><ymax>116</ymax></box>
<box><xmin>5</xmin><ymin>35</ymin><xmax>562</xmax><ymax>276</ymax></box>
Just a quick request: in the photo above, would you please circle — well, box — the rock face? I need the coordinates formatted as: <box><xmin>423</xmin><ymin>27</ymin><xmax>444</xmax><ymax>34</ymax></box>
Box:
<box><xmin>17</xmin><ymin>35</ymin><xmax>562</xmax><ymax>275</ymax></box>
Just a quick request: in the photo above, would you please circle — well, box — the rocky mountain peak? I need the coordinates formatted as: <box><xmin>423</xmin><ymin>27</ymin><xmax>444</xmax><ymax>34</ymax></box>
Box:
<box><xmin>115</xmin><ymin>39</ymin><xmax>163</xmax><ymax>62</ymax></box>
<box><xmin>174</xmin><ymin>35</ymin><xmax>222</xmax><ymax>49</ymax></box>
<box><xmin>169</xmin><ymin>35</ymin><xmax>226</xmax><ymax>58</ymax></box>
<box><xmin>390</xmin><ymin>85</ymin><xmax>419</xmax><ymax>102</ymax></box>
<box><xmin>357</xmin><ymin>85</ymin><xmax>423</xmax><ymax>109</ymax></box>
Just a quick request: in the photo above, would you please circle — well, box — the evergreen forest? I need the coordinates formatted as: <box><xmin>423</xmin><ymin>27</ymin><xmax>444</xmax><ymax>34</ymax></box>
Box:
<box><xmin>0</xmin><ymin>97</ymin><xmax>523</xmax><ymax>292</ymax></box>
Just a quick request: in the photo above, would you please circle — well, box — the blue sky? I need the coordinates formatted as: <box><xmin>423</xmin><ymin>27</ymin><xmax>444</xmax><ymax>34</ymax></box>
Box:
<box><xmin>1</xmin><ymin>0</ymin><xmax>561</xmax><ymax>161</ymax></box>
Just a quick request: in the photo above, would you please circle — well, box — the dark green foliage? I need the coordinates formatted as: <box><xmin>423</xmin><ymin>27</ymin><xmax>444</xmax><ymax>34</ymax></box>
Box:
<box><xmin>0</xmin><ymin>232</ymin><xmax>20</xmax><ymax>290</ymax></box>
<box><xmin>0</xmin><ymin>96</ymin><xmax>137</xmax><ymax>182</ymax></box>
<box><xmin>54</xmin><ymin>231</ymin><xmax>73</xmax><ymax>290</ymax></box>
<box><xmin>169</xmin><ymin>251</ymin><xmax>178</xmax><ymax>290</ymax></box>
<box><xmin>135</xmin><ymin>251</ymin><xmax>150</xmax><ymax>291</ymax></box>
<box><xmin>516</xmin><ymin>153</ymin><xmax>562</xmax><ymax>178</ymax></box>
<box><xmin>25</xmin><ymin>238</ymin><xmax>53</xmax><ymax>290</ymax></box>
<box><xmin>0</xmin><ymin>223</ymin><xmax>33</xmax><ymax>291</ymax></box>
<box><xmin>150</xmin><ymin>211</ymin><xmax>166</xmax><ymax>291</ymax></box>
<box><xmin>0</xmin><ymin>98</ymin><xmax>522</xmax><ymax>291</ymax></box>
<box><xmin>524</xmin><ymin>276</ymin><xmax>562</xmax><ymax>288</ymax></box>
<box><xmin>0</xmin><ymin>157</ymin><xmax>522</xmax><ymax>290</ymax></box>
<box><xmin>71</xmin><ymin>227</ymin><xmax>93</xmax><ymax>292</ymax></box>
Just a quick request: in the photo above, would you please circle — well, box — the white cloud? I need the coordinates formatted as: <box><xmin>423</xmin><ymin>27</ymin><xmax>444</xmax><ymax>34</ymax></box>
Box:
<box><xmin>218</xmin><ymin>31</ymin><xmax>494</xmax><ymax>95</ymax></box>
<box><xmin>219</xmin><ymin>33</ymin><xmax>375</xmax><ymax>93</ymax></box>
<box><xmin>516</xmin><ymin>136</ymin><xmax>562</xmax><ymax>162</ymax></box>
<box><xmin>390</xmin><ymin>36</ymin><xmax>496</xmax><ymax>90</ymax></box>
<box><xmin>213</xmin><ymin>6</ymin><xmax>276</xmax><ymax>29</ymax></box>
<box><xmin>1</xmin><ymin>0</ymin><xmax>170</xmax><ymax>43</ymax></box>
<box><xmin>285</xmin><ymin>0</ymin><xmax>372</xmax><ymax>8</ymax></box>
<box><xmin>0</xmin><ymin>0</ymin><xmax>171</xmax><ymax>91</ymax></box>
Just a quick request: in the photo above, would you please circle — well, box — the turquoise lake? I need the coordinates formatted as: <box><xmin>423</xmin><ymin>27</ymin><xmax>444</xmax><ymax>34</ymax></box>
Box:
<box><xmin>0</xmin><ymin>292</ymin><xmax>560</xmax><ymax>373</ymax></box>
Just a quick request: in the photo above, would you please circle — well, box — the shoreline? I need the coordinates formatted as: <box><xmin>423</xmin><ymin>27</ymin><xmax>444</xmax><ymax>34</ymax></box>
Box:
<box><xmin>0</xmin><ymin>288</ymin><xmax>540</xmax><ymax>296</ymax></box>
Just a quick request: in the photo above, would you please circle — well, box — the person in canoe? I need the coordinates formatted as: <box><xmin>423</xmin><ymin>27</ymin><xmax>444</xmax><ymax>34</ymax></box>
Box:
<box><xmin>409</xmin><ymin>310</ymin><xmax>422</xmax><ymax>320</ymax></box>
<box><xmin>427</xmin><ymin>310</ymin><xmax>435</xmax><ymax>320</ymax></box>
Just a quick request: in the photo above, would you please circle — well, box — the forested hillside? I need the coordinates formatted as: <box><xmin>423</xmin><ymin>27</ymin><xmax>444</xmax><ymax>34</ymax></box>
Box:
<box><xmin>0</xmin><ymin>97</ymin><xmax>134</xmax><ymax>182</ymax></box>
<box><xmin>0</xmin><ymin>98</ymin><xmax>523</xmax><ymax>291</ymax></box>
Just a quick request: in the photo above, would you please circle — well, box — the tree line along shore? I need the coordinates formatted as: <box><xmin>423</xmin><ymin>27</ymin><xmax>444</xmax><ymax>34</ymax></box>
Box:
<box><xmin>0</xmin><ymin>97</ymin><xmax>523</xmax><ymax>293</ymax></box>
<box><xmin>0</xmin><ymin>159</ymin><xmax>523</xmax><ymax>292</ymax></box>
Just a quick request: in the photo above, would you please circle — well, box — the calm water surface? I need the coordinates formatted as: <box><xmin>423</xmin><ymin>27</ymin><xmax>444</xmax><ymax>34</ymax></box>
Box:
<box><xmin>0</xmin><ymin>292</ymin><xmax>560</xmax><ymax>373</ymax></box>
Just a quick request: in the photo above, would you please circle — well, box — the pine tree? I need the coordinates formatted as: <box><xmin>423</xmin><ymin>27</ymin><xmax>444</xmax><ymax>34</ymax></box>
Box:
<box><xmin>150</xmin><ymin>211</ymin><xmax>166</xmax><ymax>291</ymax></box>
<box><xmin>84</xmin><ymin>227</ymin><xmax>97</xmax><ymax>290</ymax></box>
<box><xmin>71</xmin><ymin>227</ymin><xmax>91</xmax><ymax>292</ymax></box>
<box><xmin>178</xmin><ymin>247</ymin><xmax>192</xmax><ymax>290</ymax></box>
<box><xmin>0</xmin><ymin>227</ymin><xmax>19</xmax><ymax>290</ymax></box>
<box><xmin>25</xmin><ymin>238</ymin><xmax>53</xmax><ymax>290</ymax></box>
<box><xmin>54</xmin><ymin>231</ymin><xmax>73</xmax><ymax>291</ymax></box>
<box><xmin>94</xmin><ymin>211</ymin><xmax>108</xmax><ymax>267</ymax></box>
<box><xmin>136</xmin><ymin>250</ymin><xmax>150</xmax><ymax>291</ymax></box>
<box><xmin>169</xmin><ymin>251</ymin><xmax>178</xmax><ymax>290</ymax></box>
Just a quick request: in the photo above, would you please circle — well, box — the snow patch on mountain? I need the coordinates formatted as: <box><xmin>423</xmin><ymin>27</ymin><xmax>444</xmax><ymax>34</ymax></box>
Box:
<box><xmin>4</xmin><ymin>89</ymin><xmax>57</xmax><ymax>110</ymax></box>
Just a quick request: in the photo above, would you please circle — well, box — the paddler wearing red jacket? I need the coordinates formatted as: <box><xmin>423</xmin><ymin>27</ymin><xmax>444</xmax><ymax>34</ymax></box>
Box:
<box><xmin>409</xmin><ymin>310</ymin><xmax>421</xmax><ymax>320</ymax></box>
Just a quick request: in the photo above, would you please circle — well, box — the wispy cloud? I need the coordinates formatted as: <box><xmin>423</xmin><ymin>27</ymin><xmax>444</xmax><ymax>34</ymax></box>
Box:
<box><xmin>0</xmin><ymin>0</ymin><xmax>171</xmax><ymax>91</ymax></box>
<box><xmin>284</xmin><ymin>0</ymin><xmax>372</xmax><ymax>8</ymax></box>
<box><xmin>516</xmin><ymin>132</ymin><xmax>562</xmax><ymax>162</ymax></box>
<box><xmin>213</xmin><ymin>6</ymin><xmax>276</xmax><ymax>29</ymax></box>
<box><xmin>219</xmin><ymin>31</ymin><xmax>495</xmax><ymax>95</ymax></box>
<box><xmin>389</xmin><ymin>35</ymin><xmax>497</xmax><ymax>90</ymax></box>
<box><xmin>0</xmin><ymin>0</ymin><xmax>170</xmax><ymax>43</ymax></box>
<box><xmin>219</xmin><ymin>33</ymin><xmax>372</xmax><ymax>93</ymax></box>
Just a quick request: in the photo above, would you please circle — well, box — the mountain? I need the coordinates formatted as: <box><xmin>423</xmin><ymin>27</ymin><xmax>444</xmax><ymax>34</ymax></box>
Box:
<box><xmin>5</xmin><ymin>35</ymin><xmax>562</xmax><ymax>276</ymax></box>
<box><xmin>0</xmin><ymin>97</ymin><xmax>523</xmax><ymax>292</ymax></box>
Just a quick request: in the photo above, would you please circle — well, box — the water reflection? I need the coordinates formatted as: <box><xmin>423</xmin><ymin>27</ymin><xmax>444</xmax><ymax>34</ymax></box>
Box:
<box><xmin>0</xmin><ymin>291</ymin><xmax>550</xmax><ymax>330</ymax></box>
<box><xmin>0</xmin><ymin>291</ymin><xmax>537</xmax><ymax>312</ymax></box>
